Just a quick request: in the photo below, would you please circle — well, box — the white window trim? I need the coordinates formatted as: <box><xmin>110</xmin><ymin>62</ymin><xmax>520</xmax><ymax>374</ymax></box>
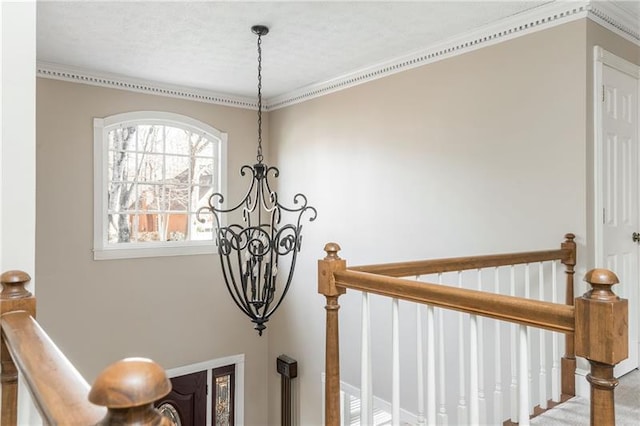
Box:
<box><xmin>165</xmin><ymin>354</ymin><xmax>245</xmax><ymax>426</ymax></box>
<box><xmin>93</xmin><ymin>111</ymin><xmax>227</xmax><ymax>260</ymax></box>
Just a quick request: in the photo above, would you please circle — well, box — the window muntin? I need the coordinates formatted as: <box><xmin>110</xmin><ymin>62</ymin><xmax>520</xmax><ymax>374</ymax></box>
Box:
<box><xmin>94</xmin><ymin>112</ymin><xmax>227</xmax><ymax>259</ymax></box>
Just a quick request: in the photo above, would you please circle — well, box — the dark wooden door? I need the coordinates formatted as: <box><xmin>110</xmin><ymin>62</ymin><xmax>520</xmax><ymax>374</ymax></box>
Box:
<box><xmin>155</xmin><ymin>370</ymin><xmax>207</xmax><ymax>426</ymax></box>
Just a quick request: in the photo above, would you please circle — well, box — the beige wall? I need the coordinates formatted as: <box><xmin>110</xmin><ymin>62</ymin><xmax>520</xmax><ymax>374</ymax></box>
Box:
<box><xmin>268</xmin><ymin>19</ymin><xmax>588</xmax><ymax>425</ymax></box>
<box><xmin>36</xmin><ymin>79</ymin><xmax>268</xmax><ymax>424</ymax></box>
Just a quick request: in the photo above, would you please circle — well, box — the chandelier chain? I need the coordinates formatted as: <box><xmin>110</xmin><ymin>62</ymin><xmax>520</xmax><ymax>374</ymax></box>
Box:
<box><xmin>256</xmin><ymin>33</ymin><xmax>264</xmax><ymax>163</ymax></box>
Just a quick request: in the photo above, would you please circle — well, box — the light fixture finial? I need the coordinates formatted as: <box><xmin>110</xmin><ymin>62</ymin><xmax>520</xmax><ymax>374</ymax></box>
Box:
<box><xmin>251</xmin><ymin>25</ymin><xmax>269</xmax><ymax>36</ymax></box>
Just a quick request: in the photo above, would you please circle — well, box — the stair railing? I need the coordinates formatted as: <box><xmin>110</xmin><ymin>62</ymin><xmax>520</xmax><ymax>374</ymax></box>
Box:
<box><xmin>318</xmin><ymin>236</ymin><xmax>626</xmax><ymax>426</ymax></box>
<box><xmin>0</xmin><ymin>270</ymin><xmax>173</xmax><ymax>425</ymax></box>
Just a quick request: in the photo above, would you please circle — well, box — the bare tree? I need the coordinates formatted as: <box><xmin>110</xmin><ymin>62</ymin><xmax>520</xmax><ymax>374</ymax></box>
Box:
<box><xmin>107</xmin><ymin>126</ymin><xmax>214</xmax><ymax>243</ymax></box>
<box><xmin>107</xmin><ymin>126</ymin><xmax>156</xmax><ymax>242</ymax></box>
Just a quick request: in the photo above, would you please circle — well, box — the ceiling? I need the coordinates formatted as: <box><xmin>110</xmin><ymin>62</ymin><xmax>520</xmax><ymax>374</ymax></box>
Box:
<box><xmin>37</xmin><ymin>0</ymin><xmax>562</xmax><ymax>100</ymax></box>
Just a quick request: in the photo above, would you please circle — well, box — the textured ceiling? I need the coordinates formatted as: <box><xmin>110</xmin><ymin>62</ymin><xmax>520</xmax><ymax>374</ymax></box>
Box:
<box><xmin>37</xmin><ymin>1</ymin><xmax>571</xmax><ymax>99</ymax></box>
<box><xmin>616</xmin><ymin>0</ymin><xmax>640</xmax><ymax>14</ymax></box>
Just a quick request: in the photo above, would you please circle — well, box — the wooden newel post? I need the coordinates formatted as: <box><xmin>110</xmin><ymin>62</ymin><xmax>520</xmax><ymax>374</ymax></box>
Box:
<box><xmin>318</xmin><ymin>243</ymin><xmax>346</xmax><ymax>426</ymax></box>
<box><xmin>0</xmin><ymin>271</ymin><xmax>36</xmax><ymax>426</ymax></box>
<box><xmin>89</xmin><ymin>358</ymin><xmax>173</xmax><ymax>425</ymax></box>
<box><xmin>575</xmin><ymin>269</ymin><xmax>628</xmax><ymax>426</ymax></box>
<box><xmin>561</xmin><ymin>233</ymin><xmax>577</xmax><ymax>398</ymax></box>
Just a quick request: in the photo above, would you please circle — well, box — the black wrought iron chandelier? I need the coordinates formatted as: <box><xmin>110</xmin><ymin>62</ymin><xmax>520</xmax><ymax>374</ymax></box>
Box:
<box><xmin>199</xmin><ymin>25</ymin><xmax>316</xmax><ymax>336</ymax></box>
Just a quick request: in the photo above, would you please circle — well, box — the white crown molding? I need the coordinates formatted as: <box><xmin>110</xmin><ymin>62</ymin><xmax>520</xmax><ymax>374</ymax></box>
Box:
<box><xmin>268</xmin><ymin>1</ymin><xmax>597</xmax><ymax>110</ymax></box>
<box><xmin>268</xmin><ymin>0</ymin><xmax>640</xmax><ymax>110</ymax></box>
<box><xmin>37</xmin><ymin>61</ymin><xmax>258</xmax><ymax>110</ymax></box>
<box><xmin>587</xmin><ymin>1</ymin><xmax>640</xmax><ymax>45</ymax></box>
<box><xmin>37</xmin><ymin>1</ymin><xmax>638</xmax><ymax>111</ymax></box>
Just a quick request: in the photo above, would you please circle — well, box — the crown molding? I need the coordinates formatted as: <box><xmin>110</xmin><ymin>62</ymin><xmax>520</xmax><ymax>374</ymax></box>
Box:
<box><xmin>36</xmin><ymin>62</ymin><xmax>258</xmax><ymax>110</ymax></box>
<box><xmin>37</xmin><ymin>1</ymin><xmax>638</xmax><ymax>112</ymax></box>
<box><xmin>587</xmin><ymin>1</ymin><xmax>640</xmax><ymax>45</ymax></box>
<box><xmin>268</xmin><ymin>0</ymin><xmax>640</xmax><ymax>110</ymax></box>
<box><xmin>268</xmin><ymin>1</ymin><xmax>596</xmax><ymax>110</ymax></box>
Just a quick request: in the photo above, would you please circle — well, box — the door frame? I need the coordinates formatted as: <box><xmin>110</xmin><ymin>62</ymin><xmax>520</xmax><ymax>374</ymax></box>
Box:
<box><xmin>592</xmin><ymin>45</ymin><xmax>640</xmax><ymax>372</ymax></box>
<box><xmin>593</xmin><ymin>46</ymin><xmax>640</xmax><ymax>267</ymax></box>
<box><xmin>165</xmin><ymin>354</ymin><xmax>245</xmax><ymax>426</ymax></box>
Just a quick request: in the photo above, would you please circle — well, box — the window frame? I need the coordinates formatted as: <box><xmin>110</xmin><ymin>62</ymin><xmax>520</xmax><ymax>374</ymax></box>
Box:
<box><xmin>93</xmin><ymin>111</ymin><xmax>227</xmax><ymax>260</ymax></box>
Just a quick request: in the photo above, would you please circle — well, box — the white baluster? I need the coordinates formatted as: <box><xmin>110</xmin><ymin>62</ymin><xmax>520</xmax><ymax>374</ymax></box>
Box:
<box><xmin>493</xmin><ymin>267</ymin><xmax>503</xmax><ymax>425</ymax></box>
<box><xmin>477</xmin><ymin>269</ymin><xmax>486</xmax><ymax>424</ymax></box>
<box><xmin>457</xmin><ymin>272</ymin><xmax>468</xmax><ymax>425</ymax></box>
<box><xmin>437</xmin><ymin>274</ymin><xmax>448</xmax><ymax>425</ymax></box>
<box><xmin>538</xmin><ymin>262</ymin><xmax>548</xmax><ymax>410</ymax></box>
<box><xmin>361</xmin><ymin>292</ymin><xmax>373</xmax><ymax>426</ymax></box>
<box><xmin>322</xmin><ymin>374</ymin><xmax>326</xmax><ymax>425</ymax></box>
<box><xmin>525</xmin><ymin>264</ymin><xmax>533</xmax><ymax>416</ymax></box>
<box><xmin>340</xmin><ymin>389</ymin><xmax>349</xmax><ymax>426</ymax></box>
<box><xmin>392</xmin><ymin>298</ymin><xmax>400</xmax><ymax>426</ymax></box>
<box><xmin>509</xmin><ymin>266</ymin><xmax>518</xmax><ymax>423</ymax></box>
<box><xmin>416</xmin><ymin>282</ymin><xmax>426</xmax><ymax>426</ymax></box>
<box><xmin>427</xmin><ymin>304</ymin><xmax>436</xmax><ymax>426</ymax></box>
<box><xmin>470</xmin><ymin>315</ymin><xmax>479</xmax><ymax>425</ymax></box>
<box><xmin>551</xmin><ymin>261</ymin><xmax>560</xmax><ymax>402</ymax></box>
<box><xmin>519</xmin><ymin>325</ymin><xmax>531</xmax><ymax>426</ymax></box>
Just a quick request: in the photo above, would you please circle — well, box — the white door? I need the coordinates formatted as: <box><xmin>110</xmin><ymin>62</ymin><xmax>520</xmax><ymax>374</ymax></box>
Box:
<box><xmin>601</xmin><ymin>63</ymin><xmax>640</xmax><ymax>377</ymax></box>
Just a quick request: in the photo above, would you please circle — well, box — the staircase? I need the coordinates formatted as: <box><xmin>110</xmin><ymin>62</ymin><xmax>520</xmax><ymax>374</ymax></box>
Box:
<box><xmin>319</xmin><ymin>235</ymin><xmax>629</xmax><ymax>426</ymax></box>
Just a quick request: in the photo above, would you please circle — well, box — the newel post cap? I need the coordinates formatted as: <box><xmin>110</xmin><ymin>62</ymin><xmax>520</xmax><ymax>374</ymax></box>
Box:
<box><xmin>89</xmin><ymin>357</ymin><xmax>171</xmax><ymax>408</ymax></box>
<box><xmin>0</xmin><ymin>270</ymin><xmax>32</xmax><ymax>299</ymax></box>
<box><xmin>583</xmin><ymin>269</ymin><xmax>620</xmax><ymax>301</ymax></box>
<box><xmin>323</xmin><ymin>242</ymin><xmax>341</xmax><ymax>260</ymax></box>
<box><xmin>584</xmin><ymin>268</ymin><xmax>619</xmax><ymax>286</ymax></box>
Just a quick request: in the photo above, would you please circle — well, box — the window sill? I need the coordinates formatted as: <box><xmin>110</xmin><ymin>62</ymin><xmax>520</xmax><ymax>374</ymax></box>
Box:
<box><xmin>93</xmin><ymin>243</ymin><xmax>216</xmax><ymax>260</ymax></box>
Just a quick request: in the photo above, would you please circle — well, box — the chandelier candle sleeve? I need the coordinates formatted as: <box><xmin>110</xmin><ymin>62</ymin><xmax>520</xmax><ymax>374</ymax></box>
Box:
<box><xmin>198</xmin><ymin>25</ymin><xmax>316</xmax><ymax>336</ymax></box>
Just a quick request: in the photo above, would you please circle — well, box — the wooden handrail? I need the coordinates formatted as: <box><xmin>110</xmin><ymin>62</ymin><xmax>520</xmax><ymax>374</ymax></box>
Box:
<box><xmin>334</xmin><ymin>269</ymin><xmax>575</xmax><ymax>334</ymax></box>
<box><xmin>0</xmin><ymin>271</ymin><xmax>172</xmax><ymax>425</ymax></box>
<box><xmin>352</xmin><ymin>248</ymin><xmax>572</xmax><ymax>277</ymax></box>
<box><xmin>1</xmin><ymin>311</ymin><xmax>106</xmax><ymax>424</ymax></box>
<box><xmin>352</xmin><ymin>234</ymin><xmax>576</xmax><ymax>277</ymax></box>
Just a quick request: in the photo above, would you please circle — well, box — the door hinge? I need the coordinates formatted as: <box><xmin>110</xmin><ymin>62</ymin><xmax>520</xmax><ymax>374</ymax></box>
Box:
<box><xmin>603</xmin><ymin>208</ymin><xmax>605</xmax><ymax>224</ymax></box>
<box><xmin>602</xmin><ymin>85</ymin><xmax>605</xmax><ymax>102</ymax></box>
<box><xmin>206</xmin><ymin>384</ymin><xmax>209</xmax><ymax>395</ymax></box>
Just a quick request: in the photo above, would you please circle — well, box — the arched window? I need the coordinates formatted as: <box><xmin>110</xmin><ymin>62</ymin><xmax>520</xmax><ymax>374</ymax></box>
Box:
<box><xmin>93</xmin><ymin>111</ymin><xmax>227</xmax><ymax>259</ymax></box>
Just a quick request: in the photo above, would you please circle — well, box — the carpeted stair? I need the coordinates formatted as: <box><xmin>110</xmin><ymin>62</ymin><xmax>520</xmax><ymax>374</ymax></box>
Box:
<box><xmin>531</xmin><ymin>369</ymin><xmax>639</xmax><ymax>425</ymax></box>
